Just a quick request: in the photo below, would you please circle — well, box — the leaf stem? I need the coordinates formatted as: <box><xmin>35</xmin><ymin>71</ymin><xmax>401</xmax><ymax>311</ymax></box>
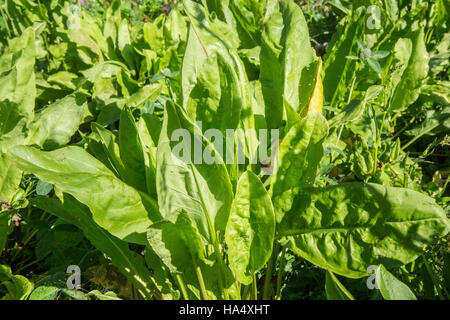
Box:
<box><xmin>263</xmin><ymin>243</ymin><xmax>279</xmax><ymax>300</ymax></box>
<box><xmin>276</xmin><ymin>248</ymin><xmax>286</xmax><ymax>300</ymax></box>
<box><xmin>372</xmin><ymin>110</ymin><xmax>387</xmax><ymax>174</ymax></box>
<box><xmin>195</xmin><ymin>263</ymin><xmax>208</xmax><ymax>300</ymax></box>
<box><xmin>190</xmin><ymin>162</ymin><xmax>229</xmax><ymax>299</ymax></box>
<box><xmin>242</xmin><ymin>284</ymin><xmax>251</xmax><ymax>300</ymax></box>
<box><xmin>252</xmin><ymin>273</ymin><xmax>258</xmax><ymax>300</ymax></box>
<box><xmin>176</xmin><ymin>274</ymin><xmax>190</xmax><ymax>300</ymax></box>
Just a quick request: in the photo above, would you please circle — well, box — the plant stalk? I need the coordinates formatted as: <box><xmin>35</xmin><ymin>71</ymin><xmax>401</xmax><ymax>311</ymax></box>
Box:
<box><xmin>263</xmin><ymin>243</ymin><xmax>279</xmax><ymax>300</ymax></box>
<box><xmin>195</xmin><ymin>264</ymin><xmax>208</xmax><ymax>300</ymax></box>
<box><xmin>276</xmin><ymin>248</ymin><xmax>286</xmax><ymax>300</ymax></box>
<box><xmin>176</xmin><ymin>274</ymin><xmax>190</xmax><ymax>300</ymax></box>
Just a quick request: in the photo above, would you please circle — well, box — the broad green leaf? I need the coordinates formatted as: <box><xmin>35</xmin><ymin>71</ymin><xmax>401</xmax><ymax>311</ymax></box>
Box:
<box><xmin>182</xmin><ymin>0</ymin><xmax>257</xmax><ymax>160</ymax></box>
<box><xmin>46</xmin><ymin>71</ymin><xmax>79</xmax><ymax>90</ymax></box>
<box><xmin>302</xmin><ymin>59</ymin><xmax>323</xmax><ymax>116</ymax></box>
<box><xmin>67</xmin><ymin>22</ymin><xmax>102</xmax><ymax>66</ymax></box>
<box><xmin>328</xmin><ymin>100</ymin><xmax>364</xmax><ymax>128</ymax></box>
<box><xmin>28</xmin><ymin>94</ymin><xmax>87</xmax><ymax>150</ymax></box>
<box><xmin>323</xmin><ymin>9</ymin><xmax>364</xmax><ymax>108</ymax></box>
<box><xmin>79</xmin><ymin>11</ymin><xmax>109</xmax><ymax>54</ymax></box>
<box><xmin>118</xmin><ymin>19</ymin><xmax>136</xmax><ymax>72</ymax></box>
<box><xmin>104</xmin><ymin>0</ymin><xmax>121</xmax><ymax>53</ymax></box>
<box><xmin>29</xmin><ymin>285</ymin><xmax>61</xmax><ymax>300</ymax></box>
<box><xmin>143</xmin><ymin>20</ymin><xmax>165</xmax><ymax>54</ymax></box>
<box><xmin>0</xmin><ymin>28</ymin><xmax>36</xmax><ymax>150</ymax></box>
<box><xmin>270</xmin><ymin>113</ymin><xmax>329</xmax><ymax>223</ymax></box>
<box><xmin>0</xmin><ymin>265</ymin><xmax>33</xmax><ymax>300</ymax></box>
<box><xmin>157</xmin><ymin>101</ymin><xmax>233</xmax><ymax>242</ymax></box>
<box><xmin>9</xmin><ymin>146</ymin><xmax>160</xmax><ymax>244</ymax></box>
<box><xmin>277</xmin><ymin>182</ymin><xmax>450</xmax><ymax>278</ymax></box>
<box><xmin>186</xmin><ymin>52</ymin><xmax>241</xmax><ymax>133</ymax></box>
<box><xmin>141</xmin><ymin>114</ymin><xmax>162</xmax><ymax>147</ymax></box>
<box><xmin>325</xmin><ymin>271</ymin><xmax>354</xmax><ymax>300</ymax></box>
<box><xmin>137</xmin><ymin>116</ymin><xmax>158</xmax><ymax>199</ymax></box>
<box><xmin>126</xmin><ymin>83</ymin><xmax>162</xmax><ymax>109</ymax></box>
<box><xmin>229</xmin><ymin>0</ymin><xmax>267</xmax><ymax>48</ymax></box>
<box><xmin>181</xmin><ymin>0</ymin><xmax>239</xmax><ymax>108</ymax></box>
<box><xmin>87</xmin><ymin>290</ymin><xmax>122</xmax><ymax>300</ymax></box>
<box><xmin>260</xmin><ymin>0</ymin><xmax>316</xmax><ymax>128</ymax></box>
<box><xmin>389</xmin><ymin>28</ymin><xmax>429</xmax><ymax>112</ymax></box>
<box><xmin>384</xmin><ymin>0</ymin><xmax>399</xmax><ymax>21</ymax></box>
<box><xmin>164</xmin><ymin>7</ymin><xmax>188</xmax><ymax>45</ymax></box>
<box><xmin>366</xmin><ymin>57</ymin><xmax>382</xmax><ymax>74</ymax></box>
<box><xmin>0</xmin><ymin>210</ymin><xmax>13</xmax><ymax>252</ymax></box>
<box><xmin>36</xmin><ymin>180</ymin><xmax>53</xmax><ymax>196</ymax></box>
<box><xmin>147</xmin><ymin>210</ymin><xmax>208</xmax><ymax>274</ymax></box>
<box><xmin>0</xmin><ymin>153</ymin><xmax>22</xmax><ymax>204</ymax></box>
<box><xmin>420</xmin><ymin>80</ymin><xmax>450</xmax><ymax>106</ymax></box>
<box><xmin>119</xmin><ymin>107</ymin><xmax>148</xmax><ymax>193</ymax></box>
<box><xmin>203</xmin><ymin>0</ymin><xmax>237</xmax><ymax>31</ymax></box>
<box><xmin>81</xmin><ymin>62</ymin><xmax>123</xmax><ymax>83</ymax></box>
<box><xmin>32</xmin><ymin>195</ymin><xmax>155</xmax><ymax>299</ymax></box>
<box><xmin>225</xmin><ymin>171</ymin><xmax>275</xmax><ymax>285</ymax></box>
<box><xmin>144</xmin><ymin>247</ymin><xmax>181</xmax><ymax>300</ymax></box>
<box><xmin>187</xmin><ymin>260</ymin><xmax>240</xmax><ymax>300</ymax></box>
<box><xmin>147</xmin><ymin>209</ymin><xmax>238</xmax><ymax>299</ymax></box>
<box><xmin>405</xmin><ymin>106</ymin><xmax>450</xmax><ymax>139</ymax></box>
<box><xmin>376</xmin><ymin>265</ymin><xmax>417</xmax><ymax>300</ymax></box>
<box><xmin>91</xmin><ymin>122</ymin><xmax>127</xmax><ymax>178</ymax></box>
<box><xmin>117</xmin><ymin>69</ymin><xmax>140</xmax><ymax>97</ymax></box>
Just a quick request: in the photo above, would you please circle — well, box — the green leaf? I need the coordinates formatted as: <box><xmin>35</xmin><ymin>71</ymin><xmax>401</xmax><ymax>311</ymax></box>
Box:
<box><xmin>181</xmin><ymin>0</ymin><xmax>239</xmax><ymax>107</ymax></box>
<box><xmin>0</xmin><ymin>152</ymin><xmax>22</xmax><ymax>204</ymax></box>
<box><xmin>118</xmin><ymin>18</ymin><xmax>137</xmax><ymax>72</ymax></box>
<box><xmin>277</xmin><ymin>182</ymin><xmax>450</xmax><ymax>278</ymax></box>
<box><xmin>323</xmin><ymin>9</ymin><xmax>364</xmax><ymax>107</ymax></box>
<box><xmin>405</xmin><ymin>106</ymin><xmax>450</xmax><ymax>139</ymax></box>
<box><xmin>147</xmin><ymin>210</ymin><xmax>208</xmax><ymax>274</ymax></box>
<box><xmin>137</xmin><ymin>116</ymin><xmax>158</xmax><ymax>199</ymax></box>
<box><xmin>366</xmin><ymin>57</ymin><xmax>381</xmax><ymax>74</ymax></box>
<box><xmin>259</xmin><ymin>0</ymin><xmax>316</xmax><ymax>128</ymax></box>
<box><xmin>35</xmin><ymin>229</ymin><xmax>54</xmax><ymax>260</ymax></box>
<box><xmin>182</xmin><ymin>0</ymin><xmax>258</xmax><ymax>160</ymax></box>
<box><xmin>147</xmin><ymin>209</ymin><xmax>238</xmax><ymax>299</ymax></box>
<box><xmin>384</xmin><ymin>0</ymin><xmax>399</xmax><ymax>21</ymax></box>
<box><xmin>371</xmin><ymin>51</ymin><xmax>390</xmax><ymax>60</ymax></box>
<box><xmin>28</xmin><ymin>94</ymin><xmax>87</xmax><ymax>150</ymax></box>
<box><xmin>119</xmin><ymin>107</ymin><xmax>148</xmax><ymax>193</ymax></box>
<box><xmin>156</xmin><ymin>101</ymin><xmax>233</xmax><ymax>242</ymax></box>
<box><xmin>325</xmin><ymin>271</ymin><xmax>354</xmax><ymax>300</ymax></box>
<box><xmin>225</xmin><ymin>171</ymin><xmax>275</xmax><ymax>285</ymax></box>
<box><xmin>328</xmin><ymin>100</ymin><xmax>364</xmax><ymax>128</ymax></box>
<box><xmin>186</xmin><ymin>52</ymin><xmax>241</xmax><ymax>133</ymax></box>
<box><xmin>9</xmin><ymin>146</ymin><xmax>160</xmax><ymax>244</ymax></box>
<box><xmin>87</xmin><ymin>290</ymin><xmax>122</xmax><ymax>300</ymax></box>
<box><xmin>29</xmin><ymin>285</ymin><xmax>61</xmax><ymax>300</ymax></box>
<box><xmin>389</xmin><ymin>28</ymin><xmax>429</xmax><ymax>112</ymax></box>
<box><xmin>144</xmin><ymin>246</ymin><xmax>181</xmax><ymax>300</ymax></box>
<box><xmin>229</xmin><ymin>0</ymin><xmax>267</xmax><ymax>48</ymax></box>
<box><xmin>376</xmin><ymin>265</ymin><xmax>417</xmax><ymax>300</ymax></box>
<box><xmin>31</xmin><ymin>195</ymin><xmax>155</xmax><ymax>299</ymax></box>
<box><xmin>91</xmin><ymin>122</ymin><xmax>127</xmax><ymax>178</ymax></box>
<box><xmin>0</xmin><ymin>265</ymin><xmax>33</xmax><ymax>300</ymax></box>
<box><xmin>270</xmin><ymin>113</ymin><xmax>329</xmax><ymax>223</ymax></box>
<box><xmin>0</xmin><ymin>28</ymin><xmax>36</xmax><ymax>150</ymax></box>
